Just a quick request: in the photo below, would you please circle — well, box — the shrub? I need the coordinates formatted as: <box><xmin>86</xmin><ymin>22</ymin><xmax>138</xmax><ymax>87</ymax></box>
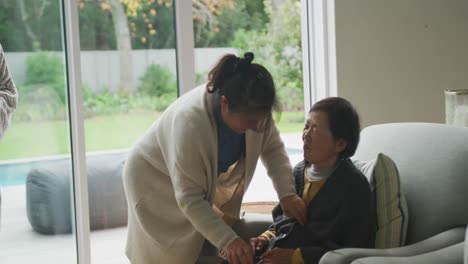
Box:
<box><xmin>83</xmin><ymin>88</ymin><xmax>131</xmax><ymax>116</ymax></box>
<box><xmin>138</xmin><ymin>64</ymin><xmax>177</xmax><ymax>97</ymax></box>
<box><xmin>195</xmin><ymin>71</ymin><xmax>208</xmax><ymax>86</ymax></box>
<box><xmin>13</xmin><ymin>84</ymin><xmax>67</xmax><ymax>122</ymax></box>
<box><xmin>125</xmin><ymin>93</ymin><xmax>175</xmax><ymax>112</ymax></box>
<box><xmin>153</xmin><ymin>92</ymin><xmax>176</xmax><ymax>111</ymax></box>
<box><xmin>24</xmin><ymin>52</ymin><xmax>67</xmax><ymax>104</ymax></box>
<box><xmin>82</xmin><ymin>84</ymin><xmax>176</xmax><ymax>116</ymax></box>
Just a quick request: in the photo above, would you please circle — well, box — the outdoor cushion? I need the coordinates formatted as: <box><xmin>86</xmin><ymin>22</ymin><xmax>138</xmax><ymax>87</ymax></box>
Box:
<box><xmin>26</xmin><ymin>151</ymin><xmax>128</xmax><ymax>234</ymax></box>
<box><xmin>353</xmin><ymin>153</ymin><xmax>408</xmax><ymax>248</ymax></box>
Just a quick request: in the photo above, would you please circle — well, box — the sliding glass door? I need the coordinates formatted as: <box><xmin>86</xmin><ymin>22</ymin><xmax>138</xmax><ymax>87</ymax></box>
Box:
<box><xmin>76</xmin><ymin>1</ymin><xmax>180</xmax><ymax>263</ymax></box>
<box><xmin>0</xmin><ymin>0</ymin><xmax>78</xmax><ymax>263</ymax></box>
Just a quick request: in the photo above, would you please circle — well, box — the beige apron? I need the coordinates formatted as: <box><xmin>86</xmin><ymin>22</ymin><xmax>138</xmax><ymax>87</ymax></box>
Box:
<box><xmin>212</xmin><ymin>156</ymin><xmax>247</xmax><ymax>227</ymax></box>
<box><xmin>197</xmin><ymin>157</ymin><xmax>247</xmax><ymax>263</ymax></box>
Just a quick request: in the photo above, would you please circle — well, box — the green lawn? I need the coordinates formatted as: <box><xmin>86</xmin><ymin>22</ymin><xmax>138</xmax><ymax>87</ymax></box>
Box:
<box><xmin>276</xmin><ymin>111</ymin><xmax>305</xmax><ymax>132</ymax></box>
<box><xmin>0</xmin><ymin>111</ymin><xmax>304</xmax><ymax>161</ymax></box>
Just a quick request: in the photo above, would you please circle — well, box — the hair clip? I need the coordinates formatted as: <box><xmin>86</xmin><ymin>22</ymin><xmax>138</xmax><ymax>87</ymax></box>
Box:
<box><xmin>243</xmin><ymin>52</ymin><xmax>254</xmax><ymax>64</ymax></box>
<box><xmin>234</xmin><ymin>52</ymin><xmax>255</xmax><ymax>73</ymax></box>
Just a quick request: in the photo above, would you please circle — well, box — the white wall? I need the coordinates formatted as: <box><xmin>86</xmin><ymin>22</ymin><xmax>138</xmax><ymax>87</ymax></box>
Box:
<box><xmin>335</xmin><ymin>0</ymin><xmax>468</xmax><ymax>128</ymax></box>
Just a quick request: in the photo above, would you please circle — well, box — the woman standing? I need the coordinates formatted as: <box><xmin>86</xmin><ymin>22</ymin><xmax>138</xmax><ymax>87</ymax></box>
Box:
<box><xmin>123</xmin><ymin>52</ymin><xmax>306</xmax><ymax>264</ymax></box>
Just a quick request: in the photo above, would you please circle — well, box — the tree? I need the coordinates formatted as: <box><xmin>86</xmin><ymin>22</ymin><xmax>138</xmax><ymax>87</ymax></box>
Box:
<box><xmin>18</xmin><ymin>0</ymin><xmax>44</xmax><ymax>50</ymax></box>
<box><xmin>79</xmin><ymin>0</ymin><xmax>135</xmax><ymax>94</ymax></box>
<box><xmin>270</xmin><ymin>0</ymin><xmax>283</xmax><ymax>11</ymax></box>
<box><xmin>3</xmin><ymin>0</ymin><xmax>241</xmax><ymax>93</ymax></box>
<box><xmin>78</xmin><ymin>2</ymin><xmax>116</xmax><ymax>50</ymax></box>
<box><xmin>231</xmin><ymin>0</ymin><xmax>302</xmax><ymax>111</ymax></box>
<box><xmin>193</xmin><ymin>0</ymin><xmax>267</xmax><ymax>47</ymax></box>
<box><xmin>108</xmin><ymin>0</ymin><xmax>134</xmax><ymax>94</ymax></box>
<box><xmin>78</xmin><ymin>0</ymin><xmax>234</xmax><ymax>94</ymax></box>
<box><xmin>0</xmin><ymin>0</ymin><xmax>63</xmax><ymax>51</ymax></box>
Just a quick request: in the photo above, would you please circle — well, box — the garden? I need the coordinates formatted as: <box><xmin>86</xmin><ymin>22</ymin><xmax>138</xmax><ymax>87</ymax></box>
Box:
<box><xmin>0</xmin><ymin>0</ymin><xmax>304</xmax><ymax>161</ymax></box>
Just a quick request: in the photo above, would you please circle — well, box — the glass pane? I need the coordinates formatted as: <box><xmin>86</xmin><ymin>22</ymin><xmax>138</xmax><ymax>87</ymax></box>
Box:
<box><xmin>193</xmin><ymin>0</ymin><xmax>304</xmax><ymax>210</ymax></box>
<box><xmin>0</xmin><ymin>1</ymin><xmax>78</xmax><ymax>263</ymax></box>
<box><xmin>76</xmin><ymin>1</ymin><xmax>178</xmax><ymax>263</ymax></box>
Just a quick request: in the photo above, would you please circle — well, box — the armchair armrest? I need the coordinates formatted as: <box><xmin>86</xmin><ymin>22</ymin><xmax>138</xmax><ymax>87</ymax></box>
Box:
<box><xmin>319</xmin><ymin>227</ymin><xmax>466</xmax><ymax>264</ymax></box>
<box><xmin>352</xmin><ymin>242</ymin><xmax>464</xmax><ymax>264</ymax></box>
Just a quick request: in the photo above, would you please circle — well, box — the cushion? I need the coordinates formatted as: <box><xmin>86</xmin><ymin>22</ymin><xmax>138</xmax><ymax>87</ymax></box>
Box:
<box><xmin>353</xmin><ymin>153</ymin><xmax>408</xmax><ymax>248</ymax></box>
<box><xmin>26</xmin><ymin>152</ymin><xmax>128</xmax><ymax>234</ymax></box>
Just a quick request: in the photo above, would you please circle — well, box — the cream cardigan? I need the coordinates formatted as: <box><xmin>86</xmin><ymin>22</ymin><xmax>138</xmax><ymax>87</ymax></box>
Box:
<box><xmin>123</xmin><ymin>85</ymin><xmax>295</xmax><ymax>263</ymax></box>
<box><xmin>0</xmin><ymin>44</ymin><xmax>17</xmax><ymax>139</ymax></box>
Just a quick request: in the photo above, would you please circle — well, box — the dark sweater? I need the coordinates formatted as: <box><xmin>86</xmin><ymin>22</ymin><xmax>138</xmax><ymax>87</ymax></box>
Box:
<box><xmin>268</xmin><ymin>159</ymin><xmax>374</xmax><ymax>264</ymax></box>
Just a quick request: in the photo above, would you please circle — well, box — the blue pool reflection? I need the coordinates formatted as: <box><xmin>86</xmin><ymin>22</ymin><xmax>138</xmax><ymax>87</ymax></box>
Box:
<box><xmin>0</xmin><ymin>157</ymin><xmax>70</xmax><ymax>186</ymax></box>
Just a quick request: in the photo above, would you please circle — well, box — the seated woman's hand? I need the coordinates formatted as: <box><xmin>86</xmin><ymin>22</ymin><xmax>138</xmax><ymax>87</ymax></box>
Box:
<box><xmin>224</xmin><ymin>238</ymin><xmax>254</xmax><ymax>264</ymax></box>
<box><xmin>249</xmin><ymin>236</ymin><xmax>268</xmax><ymax>253</ymax></box>
<box><xmin>280</xmin><ymin>194</ymin><xmax>307</xmax><ymax>225</ymax></box>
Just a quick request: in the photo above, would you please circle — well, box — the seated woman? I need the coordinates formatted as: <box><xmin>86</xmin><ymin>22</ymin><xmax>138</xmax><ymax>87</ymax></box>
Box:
<box><xmin>250</xmin><ymin>97</ymin><xmax>374</xmax><ymax>264</ymax></box>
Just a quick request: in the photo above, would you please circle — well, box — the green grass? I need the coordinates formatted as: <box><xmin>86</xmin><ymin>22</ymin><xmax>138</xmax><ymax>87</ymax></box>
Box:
<box><xmin>0</xmin><ymin>111</ymin><xmax>304</xmax><ymax>161</ymax></box>
<box><xmin>276</xmin><ymin>111</ymin><xmax>305</xmax><ymax>133</ymax></box>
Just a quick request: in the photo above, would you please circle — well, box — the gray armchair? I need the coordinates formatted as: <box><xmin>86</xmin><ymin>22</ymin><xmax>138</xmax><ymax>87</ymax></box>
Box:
<box><xmin>321</xmin><ymin>123</ymin><xmax>468</xmax><ymax>264</ymax></box>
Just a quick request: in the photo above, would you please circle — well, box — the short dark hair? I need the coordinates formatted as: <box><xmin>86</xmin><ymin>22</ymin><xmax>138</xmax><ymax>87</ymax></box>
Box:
<box><xmin>310</xmin><ymin>97</ymin><xmax>360</xmax><ymax>159</ymax></box>
<box><xmin>206</xmin><ymin>52</ymin><xmax>280</xmax><ymax>113</ymax></box>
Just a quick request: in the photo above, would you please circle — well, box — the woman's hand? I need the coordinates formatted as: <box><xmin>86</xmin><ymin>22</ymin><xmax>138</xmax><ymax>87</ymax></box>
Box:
<box><xmin>249</xmin><ymin>236</ymin><xmax>269</xmax><ymax>253</ymax></box>
<box><xmin>280</xmin><ymin>194</ymin><xmax>307</xmax><ymax>225</ymax></box>
<box><xmin>261</xmin><ymin>248</ymin><xmax>295</xmax><ymax>264</ymax></box>
<box><xmin>224</xmin><ymin>238</ymin><xmax>254</xmax><ymax>264</ymax></box>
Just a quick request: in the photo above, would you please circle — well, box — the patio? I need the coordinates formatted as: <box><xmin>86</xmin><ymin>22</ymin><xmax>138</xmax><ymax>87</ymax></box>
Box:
<box><xmin>0</xmin><ymin>185</ymin><xmax>129</xmax><ymax>264</ymax></box>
